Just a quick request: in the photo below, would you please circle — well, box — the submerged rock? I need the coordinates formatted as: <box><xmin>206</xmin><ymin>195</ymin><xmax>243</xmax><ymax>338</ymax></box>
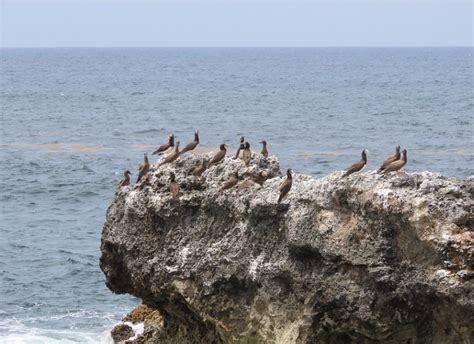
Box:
<box><xmin>101</xmin><ymin>153</ymin><xmax>473</xmax><ymax>343</ymax></box>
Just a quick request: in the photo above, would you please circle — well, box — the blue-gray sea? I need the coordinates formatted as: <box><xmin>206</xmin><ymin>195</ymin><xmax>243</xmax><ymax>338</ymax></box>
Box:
<box><xmin>0</xmin><ymin>48</ymin><xmax>473</xmax><ymax>343</ymax></box>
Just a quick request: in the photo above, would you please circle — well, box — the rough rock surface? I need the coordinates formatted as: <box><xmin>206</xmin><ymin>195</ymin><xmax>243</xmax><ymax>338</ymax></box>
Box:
<box><xmin>100</xmin><ymin>153</ymin><xmax>474</xmax><ymax>343</ymax></box>
<box><xmin>111</xmin><ymin>323</ymin><xmax>134</xmax><ymax>343</ymax></box>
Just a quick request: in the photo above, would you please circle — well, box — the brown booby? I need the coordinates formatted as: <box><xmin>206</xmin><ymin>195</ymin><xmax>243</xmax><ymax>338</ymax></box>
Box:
<box><xmin>278</xmin><ymin>168</ymin><xmax>293</xmax><ymax>204</ymax></box>
<box><xmin>252</xmin><ymin>171</ymin><xmax>268</xmax><ymax>186</ymax></box>
<box><xmin>137</xmin><ymin>153</ymin><xmax>150</xmax><ymax>183</ymax></box>
<box><xmin>118</xmin><ymin>170</ymin><xmax>131</xmax><ymax>187</ymax></box>
<box><xmin>260</xmin><ymin>140</ymin><xmax>268</xmax><ymax>158</ymax></box>
<box><xmin>238</xmin><ymin>179</ymin><xmax>257</xmax><ymax>189</ymax></box>
<box><xmin>159</xmin><ymin>141</ymin><xmax>180</xmax><ymax>166</ymax></box>
<box><xmin>383</xmin><ymin>149</ymin><xmax>407</xmax><ymax>174</ymax></box>
<box><xmin>242</xmin><ymin>142</ymin><xmax>252</xmax><ymax>166</ymax></box>
<box><xmin>221</xmin><ymin>172</ymin><xmax>239</xmax><ymax>191</ymax></box>
<box><xmin>180</xmin><ymin>130</ymin><xmax>199</xmax><ymax>155</ymax></box>
<box><xmin>342</xmin><ymin>149</ymin><xmax>368</xmax><ymax>178</ymax></box>
<box><xmin>210</xmin><ymin>144</ymin><xmax>227</xmax><ymax>165</ymax></box>
<box><xmin>169</xmin><ymin>172</ymin><xmax>179</xmax><ymax>199</ymax></box>
<box><xmin>152</xmin><ymin>133</ymin><xmax>175</xmax><ymax>155</ymax></box>
<box><xmin>378</xmin><ymin>146</ymin><xmax>401</xmax><ymax>173</ymax></box>
<box><xmin>234</xmin><ymin>137</ymin><xmax>245</xmax><ymax>159</ymax></box>
<box><xmin>193</xmin><ymin>158</ymin><xmax>209</xmax><ymax>177</ymax></box>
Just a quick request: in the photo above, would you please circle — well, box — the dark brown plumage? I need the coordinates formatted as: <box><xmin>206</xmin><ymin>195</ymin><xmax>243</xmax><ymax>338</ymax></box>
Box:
<box><xmin>118</xmin><ymin>170</ymin><xmax>131</xmax><ymax>187</ymax></box>
<box><xmin>342</xmin><ymin>149</ymin><xmax>368</xmax><ymax>178</ymax></box>
<box><xmin>193</xmin><ymin>159</ymin><xmax>209</xmax><ymax>177</ymax></box>
<box><xmin>152</xmin><ymin>133</ymin><xmax>175</xmax><ymax>155</ymax></box>
<box><xmin>159</xmin><ymin>141</ymin><xmax>180</xmax><ymax>166</ymax></box>
<box><xmin>136</xmin><ymin>153</ymin><xmax>150</xmax><ymax>183</ymax></box>
<box><xmin>252</xmin><ymin>171</ymin><xmax>268</xmax><ymax>186</ymax></box>
<box><xmin>378</xmin><ymin>146</ymin><xmax>401</xmax><ymax>172</ymax></box>
<box><xmin>383</xmin><ymin>149</ymin><xmax>407</xmax><ymax>174</ymax></box>
<box><xmin>169</xmin><ymin>172</ymin><xmax>179</xmax><ymax>199</ymax></box>
<box><xmin>260</xmin><ymin>140</ymin><xmax>268</xmax><ymax>158</ymax></box>
<box><xmin>278</xmin><ymin>169</ymin><xmax>293</xmax><ymax>204</ymax></box>
<box><xmin>242</xmin><ymin>142</ymin><xmax>252</xmax><ymax>166</ymax></box>
<box><xmin>210</xmin><ymin>144</ymin><xmax>227</xmax><ymax>166</ymax></box>
<box><xmin>234</xmin><ymin>137</ymin><xmax>245</xmax><ymax>159</ymax></box>
<box><xmin>221</xmin><ymin>172</ymin><xmax>239</xmax><ymax>191</ymax></box>
<box><xmin>180</xmin><ymin>130</ymin><xmax>199</xmax><ymax>155</ymax></box>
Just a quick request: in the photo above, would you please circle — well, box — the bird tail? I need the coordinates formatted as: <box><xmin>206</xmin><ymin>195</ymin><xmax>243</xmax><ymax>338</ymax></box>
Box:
<box><xmin>277</xmin><ymin>194</ymin><xmax>282</xmax><ymax>204</ymax></box>
<box><xmin>377</xmin><ymin>167</ymin><xmax>384</xmax><ymax>173</ymax></box>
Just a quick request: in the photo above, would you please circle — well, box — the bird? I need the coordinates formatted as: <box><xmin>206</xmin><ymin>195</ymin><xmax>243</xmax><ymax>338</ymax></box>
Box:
<box><xmin>242</xmin><ymin>142</ymin><xmax>252</xmax><ymax>166</ymax></box>
<box><xmin>234</xmin><ymin>137</ymin><xmax>245</xmax><ymax>159</ymax></box>
<box><xmin>221</xmin><ymin>172</ymin><xmax>239</xmax><ymax>191</ymax></box>
<box><xmin>210</xmin><ymin>144</ymin><xmax>227</xmax><ymax>166</ymax></box>
<box><xmin>180</xmin><ymin>130</ymin><xmax>199</xmax><ymax>155</ymax></box>
<box><xmin>342</xmin><ymin>149</ymin><xmax>368</xmax><ymax>178</ymax></box>
<box><xmin>378</xmin><ymin>146</ymin><xmax>401</xmax><ymax>173</ymax></box>
<box><xmin>136</xmin><ymin>153</ymin><xmax>150</xmax><ymax>183</ymax></box>
<box><xmin>260</xmin><ymin>140</ymin><xmax>268</xmax><ymax>158</ymax></box>
<box><xmin>193</xmin><ymin>159</ymin><xmax>209</xmax><ymax>177</ymax></box>
<box><xmin>169</xmin><ymin>172</ymin><xmax>179</xmax><ymax>199</ymax></box>
<box><xmin>118</xmin><ymin>170</ymin><xmax>131</xmax><ymax>187</ymax></box>
<box><xmin>238</xmin><ymin>179</ymin><xmax>258</xmax><ymax>189</ymax></box>
<box><xmin>252</xmin><ymin>171</ymin><xmax>268</xmax><ymax>186</ymax></box>
<box><xmin>152</xmin><ymin>133</ymin><xmax>175</xmax><ymax>155</ymax></box>
<box><xmin>159</xmin><ymin>141</ymin><xmax>180</xmax><ymax>166</ymax></box>
<box><xmin>383</xmin><ymin>149</ymin><xmax>408</xmax><ymax>174</ymax></box>
<box><xmin>278</xmin><ymin>168</ymin><xmax>293</xmax><ymax>204</ymax></box>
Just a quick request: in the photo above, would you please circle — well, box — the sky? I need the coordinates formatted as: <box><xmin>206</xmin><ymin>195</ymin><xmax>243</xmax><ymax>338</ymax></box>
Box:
<box><xmin>1</xmin><ymin>0</ymin><xmax>473</xmax><ymax>47</ymax></box>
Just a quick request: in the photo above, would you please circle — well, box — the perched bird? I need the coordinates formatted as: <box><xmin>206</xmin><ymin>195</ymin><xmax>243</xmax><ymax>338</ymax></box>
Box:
<box><xmin>242</xmin><ymin>142</ymin><xmax>252</xmax><ymax>166</ymax></box>
<box><xmin>210</xmin><ymin>144</ymin><xmax>227</xmax><ymax>166</ymax></box>
<box><xmin>159</xmin><ymin>141</ymin><xmax>180</xmax><ymax>166</ymax></box>
<box><xmin>193</xmin><ymin>159</ymin><xmax>209</xmax><ymax>177</ymax></box>
<box><xmin>378</xmin><ymin>146</ymin><xmax>401</xmax><ymax>173</ymax></box>
<box><xmin>152</xmin><ymin>133</ymin><xmax>175</xmax><ymax>155</ymax></box>
<box><xmin>137</xmin><ymin>153</ymin><xmax>150</xmax><ymax>183</ymax></box>
<box><xmin>278</xmin><ymin>169</ymin><xmax>293</xmax><ymax>204</ymax></box>
<box><xmin>169</xmin><ymin>172</ymin><xmax>179</xmax><ymax>199</ymax></box>
<box><xmin>383</xmin><ymin>149</ymin><xmax>408</xmax><ymax>174</ymax></box>
<box><xmin>180</xmin><ymin>130</ymin><xmax>199</xmax><ymax>155</ymax></box>
<box><xmin>234</xmin><ymin>137</ymin><xmax>245</xmax><ymax>159</ymax></box>
<box><xmin>238</xmin><ymin>179</ymin><xmax>257</xmax><ymax>189</ymax></box>
<box><xmin>342</xmin><ymin>149</ymin><xmax>368</xmax><ymax>178</ymax></box>
<box><xmin>221</xmin><ymin>172</ymin><xmax>239</xmax><ymax>191</ymax></box>
<box><xmin>118</xmin><ymin>170</ymin><xmax>131</xmax><ymax>187</ymax></box>
<box><xmin>252</xmin><ymin>171</ymin><xmax>268</xmax><ymax>186</ymax></box>
<box><xmin>260</xmin><ymin>140</ymin><xmax>268</xmax><ymax>158</ymax></box>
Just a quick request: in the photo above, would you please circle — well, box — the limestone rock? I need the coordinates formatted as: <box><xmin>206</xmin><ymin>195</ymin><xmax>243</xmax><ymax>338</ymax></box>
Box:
<box><xmin>101</xmin><ymin>153</ymin><xmax>474</xmax><ymax>343</ymax></box>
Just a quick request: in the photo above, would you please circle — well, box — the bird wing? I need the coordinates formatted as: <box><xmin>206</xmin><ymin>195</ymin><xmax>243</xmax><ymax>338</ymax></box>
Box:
<box><xmin>384</xmin><ymin>160</ymin><xmax>405</xmax><ymax>173</ymax></box>
<box><xmin>153</xmin><ymin>143</ymin><xmax>169</xmax><ymax>155</ymax></box>
<box><xmin>380</xmin><ymin>156</ymin><xmax>397</xmax><ymax>169</ymax></box>
<box><xmin>211</xmin><ymin>151</ymin><xmax>225</xmax><ymax>164</ymax></box>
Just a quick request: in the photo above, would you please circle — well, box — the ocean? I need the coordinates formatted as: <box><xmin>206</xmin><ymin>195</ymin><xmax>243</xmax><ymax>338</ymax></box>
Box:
<box><xmin>0</xmin><ymin>48</ymin><xmax>472</xmax><ymax>343</ymax></box>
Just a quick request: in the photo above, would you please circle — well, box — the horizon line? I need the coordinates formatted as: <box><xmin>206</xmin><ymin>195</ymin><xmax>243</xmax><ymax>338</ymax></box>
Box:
<box><xmin>1</xmin><ymin>45</ymin><xmax>473</xmax><ymax>49</ymax></box>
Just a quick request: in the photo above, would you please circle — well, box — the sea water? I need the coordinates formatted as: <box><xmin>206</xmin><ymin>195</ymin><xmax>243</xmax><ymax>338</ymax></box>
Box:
<box><xmin>0</xmin><ymin>48</ymin><xmax>472</xmax><ymax>343</ymax></box>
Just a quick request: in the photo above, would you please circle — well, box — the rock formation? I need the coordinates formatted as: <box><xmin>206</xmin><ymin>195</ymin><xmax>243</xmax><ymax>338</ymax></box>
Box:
<box><xmin>100</xmin><ymin>153</ymin><xmax>473</xmax><ymax>343</ymax></box>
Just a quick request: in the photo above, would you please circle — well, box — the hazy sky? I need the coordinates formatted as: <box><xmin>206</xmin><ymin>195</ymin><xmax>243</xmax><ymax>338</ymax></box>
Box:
<box><xmin>1</xmin><ymin>0</ymin><xmax>472</xmax><ymax>47</ymax></box>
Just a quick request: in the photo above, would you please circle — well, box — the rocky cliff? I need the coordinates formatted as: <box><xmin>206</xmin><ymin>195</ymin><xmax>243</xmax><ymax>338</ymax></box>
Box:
<box><xmin>100</xmin><ymin>153</ymin><xmax>473</xmax><ymax>343</ymax></box>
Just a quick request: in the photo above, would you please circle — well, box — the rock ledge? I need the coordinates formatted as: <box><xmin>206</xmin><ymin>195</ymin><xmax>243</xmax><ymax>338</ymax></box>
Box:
<box><xmin>101</xmin><ymin>154</ymin><xmax>473</xmax><ymax>343</ymax></box>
